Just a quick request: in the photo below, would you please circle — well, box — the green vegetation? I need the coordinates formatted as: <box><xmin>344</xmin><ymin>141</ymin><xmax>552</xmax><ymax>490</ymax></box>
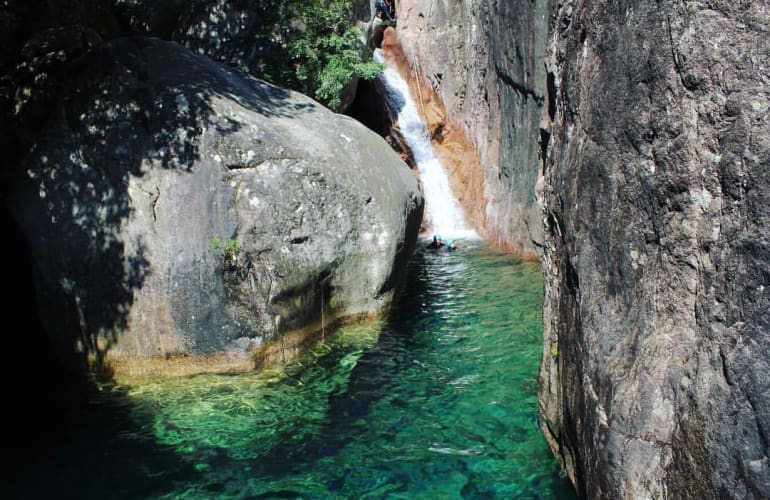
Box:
<box><xmin>290</xmin><ymin>0</ymin><xmax>384</xmax><ymax>110</ymax></box>
<box><xmin>3</xmin><ymin>0</ymin><xmax>382</xmax><ymax>131</ymax></box>
<box><xmin>209</xmin><ymin>236</ymin><xmax>241</xmax><ymax>265</ymax></box>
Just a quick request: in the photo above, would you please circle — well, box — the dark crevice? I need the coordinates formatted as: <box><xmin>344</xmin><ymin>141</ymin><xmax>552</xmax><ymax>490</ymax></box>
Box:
<box><xmin>495</xmin><ymin>63</ymin><xmax>545</xmax><ymax>105</ymax></box>
<box><xmin>547</xmin><ymin>71</ymin><xmax>557</xmax><ymax>121</ymax></box>
<box><xmin>346</xmin><ymin>78</ymin><xmax>392</xmax><ymax>137</ymax></box>
<box><xmin>540</xmin><ymin>127</ymin><xmax>551</xmax><ymax>174</ymax></box>
<box><xmin>565</xmin><ymin>257</ymin><xmax>580</xmax><ymax>295</ymax></box>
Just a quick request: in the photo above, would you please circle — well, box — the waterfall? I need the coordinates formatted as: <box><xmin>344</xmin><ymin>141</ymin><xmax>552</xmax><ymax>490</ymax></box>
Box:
<box><xmin>374</xmin><ymin>49</ymin><xmax>478</xmax><ymax>241</ymax></box>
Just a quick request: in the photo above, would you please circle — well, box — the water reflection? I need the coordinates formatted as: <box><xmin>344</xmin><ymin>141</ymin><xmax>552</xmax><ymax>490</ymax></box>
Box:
<box><xmin>10</xmin><ymin>243</ymin><xmax>575</xmax><ymax>499</ymax></box>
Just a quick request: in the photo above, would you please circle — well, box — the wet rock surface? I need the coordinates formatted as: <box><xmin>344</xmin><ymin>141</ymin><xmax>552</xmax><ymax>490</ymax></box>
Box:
<box><xmin>8</xmin><ymin>37</ymin><xmax>423</xmax><ymax>380</ymax></box>
<box><xmin>395</xmin><ymin>0</ymin><xmax>551</xmax><ymax>257</ymax></box>
<box><xmin>539</xmin><ymin>1</ymin><xmax>770</xmax><ymax>497</ymax></box>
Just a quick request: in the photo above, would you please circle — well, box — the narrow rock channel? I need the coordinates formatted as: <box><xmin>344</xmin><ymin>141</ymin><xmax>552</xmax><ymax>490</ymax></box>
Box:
<box><xmin>9</xmin><ymin>243</ymin><xmax>573</xmax><ymax>498</ymax></box>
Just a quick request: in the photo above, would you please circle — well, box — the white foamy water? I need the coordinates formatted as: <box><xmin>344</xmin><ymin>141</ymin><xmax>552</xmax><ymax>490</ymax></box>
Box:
<box><xmin>374</xmin><ymin>49</ymin><xmax>479</xmax><ymax>241</ymax></box>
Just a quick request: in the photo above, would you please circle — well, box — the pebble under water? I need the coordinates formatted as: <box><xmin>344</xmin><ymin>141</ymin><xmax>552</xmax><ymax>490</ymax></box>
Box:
<box><xmin>11</xmin><ymin>242</ymin><xmax>575</xmax><ymax>499</ymax></box>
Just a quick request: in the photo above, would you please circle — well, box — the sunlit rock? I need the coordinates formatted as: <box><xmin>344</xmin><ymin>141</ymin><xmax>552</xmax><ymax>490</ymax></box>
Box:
<box><xmin>539</xmin><ymin>1</ymin><xmax>770</xmax><ymax>497</ymax></box>
<box><xmin>8</xmin><ymin>36</ymin><xmax>423</xmax><ymax>382</ymax></box>
<box><xmin>396</xmin><ymin>0</ymin><xmax>550</xmax><ymax>258</ymax></box>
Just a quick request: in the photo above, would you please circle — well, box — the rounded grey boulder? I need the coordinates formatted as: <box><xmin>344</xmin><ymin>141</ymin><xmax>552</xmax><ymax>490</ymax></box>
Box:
<box><xmin>9</xmin><ymin>37</ymin><xmax>423</xmax><ymax>381</ymax></box>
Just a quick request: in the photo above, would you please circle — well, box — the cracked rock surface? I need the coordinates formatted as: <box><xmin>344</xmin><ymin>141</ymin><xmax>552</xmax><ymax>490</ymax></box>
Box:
<box><xmin>539</xmin><ymin>1</ymin><xmax>770</xmax><ymax>497</ymax></box>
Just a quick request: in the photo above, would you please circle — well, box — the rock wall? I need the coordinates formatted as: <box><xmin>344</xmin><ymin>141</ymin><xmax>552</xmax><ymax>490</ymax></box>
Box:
<box><xmin>395</xmin><ymin>0</ymin><xmax>551</xmax><ymax>257</ymax></box>
<box><xmin>539</xmin><ymin>1</ymin><xmax>770</xmax><ymax>497</ymax></box>
<box><xmin>8</xmin><ymin>37</ymin><xmax>423</xmax><ymax>382</ymax></box>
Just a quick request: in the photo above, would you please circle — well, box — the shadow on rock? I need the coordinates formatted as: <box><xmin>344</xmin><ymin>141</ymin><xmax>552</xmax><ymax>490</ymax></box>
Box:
<box><xmin>7</xmin><ymin>36</ymin><xmax>309</xmax><ymax>381</ymax></box>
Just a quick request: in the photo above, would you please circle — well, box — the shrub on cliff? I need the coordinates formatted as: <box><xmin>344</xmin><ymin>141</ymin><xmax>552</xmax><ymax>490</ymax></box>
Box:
<box><xmin>291</xmin><ymin>0</ymin><xmax>383</xmax><ymax>110</ymax></box>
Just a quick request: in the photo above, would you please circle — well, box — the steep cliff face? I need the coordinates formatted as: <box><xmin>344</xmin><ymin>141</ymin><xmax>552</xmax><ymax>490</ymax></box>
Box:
<box><xmin>8</xmin><ymin>37</ymin><xmax>423</xmax><ymax>382</ymax></box>
<box><xmin>395</xmin><ymin>0</ymin><xmax>551</xmax><ymax>257</ymax></box>
<box><xmin>539</xmin><ymin>1</ymin><xmax>770</xmax><ymax>497</ymax></box>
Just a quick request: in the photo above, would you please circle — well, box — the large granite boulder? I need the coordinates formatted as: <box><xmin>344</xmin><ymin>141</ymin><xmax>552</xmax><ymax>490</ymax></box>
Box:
<box><xmin>540</xmin><ymin>1</ymin><xmax>770</xmax><ymax>497</ymax></box>
<box><xmin>9</xmin><ymin>36</ymin><xmax>423</xmax><ymax>381</ymax></box>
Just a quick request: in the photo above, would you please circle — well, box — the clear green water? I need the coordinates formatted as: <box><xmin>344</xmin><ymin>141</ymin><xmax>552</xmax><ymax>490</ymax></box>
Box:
<box><xmin>11</xmin><ymin>242</ymin><xmax>574</xmax><ymax>499</ymax></box>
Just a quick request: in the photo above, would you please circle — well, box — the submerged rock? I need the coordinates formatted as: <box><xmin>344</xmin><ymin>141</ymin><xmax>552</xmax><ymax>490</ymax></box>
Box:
<box><xmin>540</xmin><ymin>1</ymin><xmax>770</xmax><ymax>497</ymax></box>
<box><xmin>8</xmin><ymin>36</ymin><xmax>423</xmax><ymax>381</ymax></box>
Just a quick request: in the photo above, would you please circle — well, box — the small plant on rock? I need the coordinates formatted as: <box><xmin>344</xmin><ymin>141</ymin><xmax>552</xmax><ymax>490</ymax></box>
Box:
<box><xmin>210</xmin><ymin>236</ymin><xmax>242</xmax><ymax>267</ymax></box>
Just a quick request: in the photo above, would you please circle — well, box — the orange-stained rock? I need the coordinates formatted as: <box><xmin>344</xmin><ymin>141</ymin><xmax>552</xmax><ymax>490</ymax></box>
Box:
<box><xmin>380</xmin><ymin>28</ymin><xmax>490</xmax><ymax>244</ymax></box>
<box><xmin>393</xmin><ymin>0</ymin><xmax>548</xmax><ymax>259</ymax></box>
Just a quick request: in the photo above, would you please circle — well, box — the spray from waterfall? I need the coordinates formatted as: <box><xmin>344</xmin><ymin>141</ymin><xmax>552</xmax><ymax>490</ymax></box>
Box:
<box><xmin>374</xmin><ymin>49</ymin><xmax>479</xmax><ymax>241</ymax></box>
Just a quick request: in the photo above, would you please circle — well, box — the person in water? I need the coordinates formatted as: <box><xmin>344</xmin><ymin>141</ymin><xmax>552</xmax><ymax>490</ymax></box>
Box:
<box><xmin>445</xmin><ymin>240</ymin><xmax>459</xmax><ymax>252</ymax></box>
<box><xmin>427</xmin><ymin>234</ymin><xmax>445</xmax><ymax>249</ymax></box>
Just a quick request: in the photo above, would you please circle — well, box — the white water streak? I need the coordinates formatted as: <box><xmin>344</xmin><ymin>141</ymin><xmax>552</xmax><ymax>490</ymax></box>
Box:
<box><xmin>375</xmin><ymin>50</ymin><xmax>478</xmax><ymax>241</ymax></box>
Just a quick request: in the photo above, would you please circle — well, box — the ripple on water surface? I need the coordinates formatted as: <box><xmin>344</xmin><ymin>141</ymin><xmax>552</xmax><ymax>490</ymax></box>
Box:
<box><xmin>16</xmin><ymin>242</ymin><xmax>575</xmax><ymax>499</ymax></box>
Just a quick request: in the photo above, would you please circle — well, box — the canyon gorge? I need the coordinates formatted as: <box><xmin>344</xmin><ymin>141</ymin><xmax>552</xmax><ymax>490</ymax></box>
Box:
<box><xmin>2</xmin><ymin>0</ymin><xmax>769</xmax><ymax>497</ymax></box>
<box><xmin>392</xmin><ymin>0</ymin><xmax>769</xmax><ymax>496</ymax></box>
